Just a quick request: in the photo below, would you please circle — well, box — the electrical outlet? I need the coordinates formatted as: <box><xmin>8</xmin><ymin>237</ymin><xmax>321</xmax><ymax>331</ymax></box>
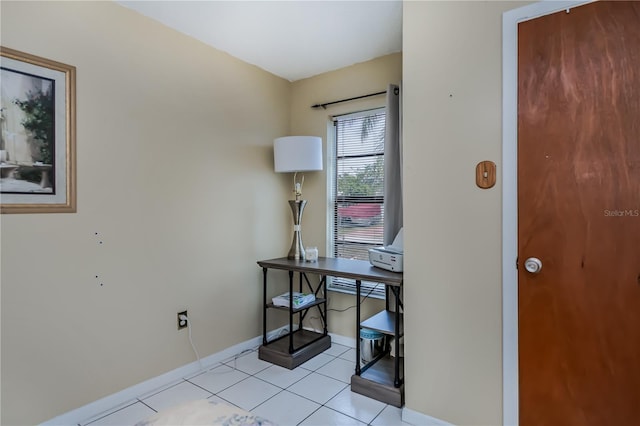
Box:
<box><xmin>177</xmin><ymin>310</ymin><xmax>188</xmax><ymax>330</ymax></box>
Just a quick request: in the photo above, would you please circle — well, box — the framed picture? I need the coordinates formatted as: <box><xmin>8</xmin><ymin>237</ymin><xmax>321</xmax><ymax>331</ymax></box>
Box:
<box><xmin>0</xmin><ymin>46</ymin><xmax>76</xmax><ymax>213</ymax></box>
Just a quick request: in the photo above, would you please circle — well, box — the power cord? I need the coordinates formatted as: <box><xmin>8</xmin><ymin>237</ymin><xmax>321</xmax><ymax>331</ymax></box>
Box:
<box><xmin>179</xmin><ymin>314</ymin><xmax>202</xmax><ymax>371</ymax></box>
<box><xmin>221</xmin><ymin>348</ymin><xmax>256</xmax><ymax>371</ymax></box>
<box><xmin>178</xmin><ymin>315</ymin><xmax>261</xmax><ymax>376</ymax></box>
<box><xmin>328</xmin><ymin>282</ymin><xmax>381</xmax><ymax>313</ymax></box>
<box><xmin>305</xmin><ymin>283</ymin><xmax>382</xmax><ymax>332</ymax></box>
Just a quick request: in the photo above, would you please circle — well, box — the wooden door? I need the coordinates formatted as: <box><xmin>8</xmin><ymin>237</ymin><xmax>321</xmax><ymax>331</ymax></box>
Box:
<box><xmin>518</xmin><ymin>2</ymin><xmax>640</xmax><ymax>425</ymax></box>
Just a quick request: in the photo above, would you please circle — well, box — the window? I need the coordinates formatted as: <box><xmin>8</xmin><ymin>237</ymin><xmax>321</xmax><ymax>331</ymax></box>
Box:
<box><xmin>328</xmin><ymin>108</ymin><xmax>386</xmax><ymax>298</ymax></box>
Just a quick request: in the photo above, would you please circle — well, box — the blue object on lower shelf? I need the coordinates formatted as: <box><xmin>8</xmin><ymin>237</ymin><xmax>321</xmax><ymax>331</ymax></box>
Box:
<box><xmin>360</xmin><ymin>328</ymin><xmax>385</xmax><ymax>364</ymax></box>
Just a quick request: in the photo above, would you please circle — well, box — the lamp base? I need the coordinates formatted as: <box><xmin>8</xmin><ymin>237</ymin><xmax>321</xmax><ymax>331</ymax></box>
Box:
<box><xmin>288</xmin><ymin>200</ymin><xmax>307</xmax><ymax>260</ymax></box>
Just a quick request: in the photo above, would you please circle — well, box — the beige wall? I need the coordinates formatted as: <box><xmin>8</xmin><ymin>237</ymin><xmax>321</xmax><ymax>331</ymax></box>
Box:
<box><xmin>403</xmin><ymin>1</ymin><xmax>524</xmax><ymax>424</ymax></box>
<box><xmin>0</xmin><ymin>1</ymin><xmax>292</xmax><ymax>424</ymax></box>
<box><xmin>289</xmin><ymin>53</ymin><xmax>402</xmax><ymax>337</ymax></box>
<box><xmin>0</xmin><ymin>0</ymin><xmax>536</xmax><ymax>424</ymax></box>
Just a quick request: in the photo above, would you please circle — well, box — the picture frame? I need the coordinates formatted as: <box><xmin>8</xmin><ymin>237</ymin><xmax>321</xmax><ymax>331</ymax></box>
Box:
<box><xmin>0</xmin><ymin>46</ymin><xmax>76</xmax><ymax>213</ymax></box>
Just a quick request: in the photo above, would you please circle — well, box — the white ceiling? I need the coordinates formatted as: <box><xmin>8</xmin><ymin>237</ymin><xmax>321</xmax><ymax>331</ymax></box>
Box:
<box><xmin>116</xmin><ymin>0</ymin><xmax>403</xmax><ymax>82</ymax></box>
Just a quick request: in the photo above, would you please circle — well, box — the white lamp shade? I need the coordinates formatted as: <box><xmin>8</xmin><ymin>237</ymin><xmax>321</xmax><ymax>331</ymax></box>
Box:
<box><xmin>274</xmin><ymin>136</ymin><xmax>323</xmax><ymax>172</ymax></box>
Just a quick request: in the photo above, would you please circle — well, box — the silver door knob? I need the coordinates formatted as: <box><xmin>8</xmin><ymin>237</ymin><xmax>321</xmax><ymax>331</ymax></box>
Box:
<box><xmin>524</xmin><ymin>257</ymin><xmax>542</xmax><ymax>274</ymax></box>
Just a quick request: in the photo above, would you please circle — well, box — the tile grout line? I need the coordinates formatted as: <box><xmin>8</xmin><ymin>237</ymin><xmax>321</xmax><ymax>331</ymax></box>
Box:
<box><xmin>247</xmin><ymin>359</ymin><xmax>379</xmax><ymax>426</ymax></box>
<box><xmin>295</xmin><ymin>403</ymin><xmax>324</xmax><ymax>426</ymax></box>
<box><xmin>80</xmin><ymin>400</ymin><xmax>145</xmax><ymax>426</ymax></box>
<box><xmin>136</xmin><ymin>399</ymin><xmax>157</xmax><ymax>414</ymax></box>
<box><xmin>85</xmin><ymin>344</ymin><xmax>390</xmax><ymax>425</ymax></box>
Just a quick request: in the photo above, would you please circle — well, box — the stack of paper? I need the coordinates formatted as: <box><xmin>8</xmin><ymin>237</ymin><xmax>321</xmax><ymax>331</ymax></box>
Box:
<box><xmin>272</xmin><ymin>292</ymin><xmax>316</xmax><ymax>309</ymax></box>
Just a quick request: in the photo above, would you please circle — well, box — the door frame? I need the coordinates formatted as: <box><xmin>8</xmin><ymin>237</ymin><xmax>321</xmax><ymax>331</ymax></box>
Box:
<box><xmin>501</xmin><ymin>1</ymin><xmax>594</xmax><ymax>425</ymax></box>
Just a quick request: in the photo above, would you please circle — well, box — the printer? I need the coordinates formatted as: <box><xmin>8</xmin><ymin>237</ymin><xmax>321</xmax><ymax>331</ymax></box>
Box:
<box><xmin>368</xmin><ymin>228</ymin><xmax>404</xmax><ymax>272</ymax></box>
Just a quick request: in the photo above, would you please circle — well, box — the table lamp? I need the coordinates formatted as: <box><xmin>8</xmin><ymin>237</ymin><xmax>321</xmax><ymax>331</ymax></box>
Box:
<box><xmin>273</xmin><ymin>136</ymin><xmax>323</xmax><ymax>260</ymax></box>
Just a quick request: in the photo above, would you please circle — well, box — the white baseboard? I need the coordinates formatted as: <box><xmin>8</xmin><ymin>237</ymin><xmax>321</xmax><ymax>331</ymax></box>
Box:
<box><xmin>42</xmin><ymin>326</ymin><xmax>363</xmax><ymax>426</ymax></box>
<box><xmin>267</xmin><ymin>324</ymin><xmax>294</xmax><ymax>341</ymax></box>
<box><xmin>41</xmin><ymin>326</ymin><xmax>291</xmax><ymax>426</ymax></box>
<box><xmin>402</xmin><ymin>407</ymin><xmax>454</xmax><ymax>426</ymax></box>
<box><xmin>329</xmin><ymin>331</ymin><xmax>357</xmax><ymax>348</ymax></box>
<box><xmin>314</xmin><ymin>327</ymin><xmax>449</xmax><ymax>426</ymax></box>
<box><xmin>301</xmin><ymin>325</ymin><xmax>357</xmax><ymax>349</ymax></box>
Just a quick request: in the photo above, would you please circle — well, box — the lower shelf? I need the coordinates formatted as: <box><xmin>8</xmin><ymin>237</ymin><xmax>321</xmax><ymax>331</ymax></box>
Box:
<box><xmin>259</xmin><ymin>329</ymin><xmax>331</xmax><ymax>370</ymax></box>
<box><xmin>351</xmin><ymin>356</ymin><xmax>404</xmax><ymax>407</ymax></box>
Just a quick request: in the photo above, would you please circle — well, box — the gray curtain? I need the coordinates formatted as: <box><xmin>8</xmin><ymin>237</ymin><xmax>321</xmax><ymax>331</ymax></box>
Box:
<box><xmin>383</xmin><ymin>83</ymin><xmax>403</xmax><ymax>246</ymax></box>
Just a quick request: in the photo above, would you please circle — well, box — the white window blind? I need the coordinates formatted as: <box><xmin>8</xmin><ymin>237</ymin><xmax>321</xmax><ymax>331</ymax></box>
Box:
<box><xmin>328</xmin><ymin>109</ymin><xmax>386</xmax><ymax>298</ymax></box>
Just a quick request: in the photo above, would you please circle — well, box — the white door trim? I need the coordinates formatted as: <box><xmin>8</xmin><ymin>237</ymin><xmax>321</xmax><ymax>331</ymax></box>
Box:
<box><xmin>501</xmin><ymin>2</ymin><xmax>594</xmax><ymax>425</ymax></box>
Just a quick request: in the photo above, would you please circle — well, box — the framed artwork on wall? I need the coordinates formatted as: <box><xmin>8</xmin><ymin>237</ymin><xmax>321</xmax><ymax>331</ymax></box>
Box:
<box><xmin>0</xmin><ymin>46</ymin><xmax>76</xmax><ymax>213</ymax></box>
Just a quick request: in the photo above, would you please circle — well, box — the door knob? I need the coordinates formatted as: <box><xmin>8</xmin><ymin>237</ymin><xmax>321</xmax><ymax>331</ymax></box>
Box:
<box><xmin>524</xmin><ymin>257</ymin><xmax>543</xmax><ymax>274</ymax></box>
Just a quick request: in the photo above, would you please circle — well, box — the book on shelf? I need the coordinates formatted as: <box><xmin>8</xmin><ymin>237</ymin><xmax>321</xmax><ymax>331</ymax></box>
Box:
<box><xmin>272</xmin><ymin>292</ymin><xmax>316</xmax><ymax>309</ymax></box>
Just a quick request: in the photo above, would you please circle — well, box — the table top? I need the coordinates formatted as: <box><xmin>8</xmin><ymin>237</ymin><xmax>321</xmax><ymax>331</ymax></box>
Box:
<box><xmin>257</xmin><ymin>257</ymin><xmax>403</xmax><ymax>286</ymax></box>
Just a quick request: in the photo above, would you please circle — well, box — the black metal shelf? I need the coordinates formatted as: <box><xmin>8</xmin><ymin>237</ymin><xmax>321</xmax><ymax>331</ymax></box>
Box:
<box><xmin>257</xmin><ymin>257</ymin><xmax>404</xmax><ymax>406</ymax></box>
<box><xmin>258</xmin><ymin>263</ymin><xmax>330</xmax><ymax>369</ymax></box>
<box><xmin>360</xmin><ymin>310</ymin><xmax>404</xmax><ymax>337</ymax></box>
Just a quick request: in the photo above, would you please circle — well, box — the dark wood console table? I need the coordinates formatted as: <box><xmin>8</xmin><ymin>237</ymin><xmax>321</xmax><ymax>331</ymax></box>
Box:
<box><xmin>257</xmin><ymin>257</ymin><xmax>404</xmax><ymax>406</ymax></box>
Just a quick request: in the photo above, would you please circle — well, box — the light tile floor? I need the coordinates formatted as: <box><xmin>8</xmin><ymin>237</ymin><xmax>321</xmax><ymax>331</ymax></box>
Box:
<box><xmin>82</xmin><ymin>343</ymin><xmax>411</xmax><ymax>426</ymax></box>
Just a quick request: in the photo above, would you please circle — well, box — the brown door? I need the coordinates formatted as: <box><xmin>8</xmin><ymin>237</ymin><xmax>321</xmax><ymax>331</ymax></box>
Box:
<box><xmin>518</xmin><ymin>2</ymin><xmax>640</xmax><ymax>425</ymax></box>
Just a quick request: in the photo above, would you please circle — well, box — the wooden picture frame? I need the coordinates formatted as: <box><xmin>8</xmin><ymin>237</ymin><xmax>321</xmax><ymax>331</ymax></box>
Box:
<box><xmin>0</xmin><ymin>46</ymin><xmax>76</xmax><ymax>213</ymax></box>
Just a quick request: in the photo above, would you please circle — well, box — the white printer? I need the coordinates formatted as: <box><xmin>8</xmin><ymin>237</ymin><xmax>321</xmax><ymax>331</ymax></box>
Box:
<box><xmin>368</xmin><ymin>228</ymin><xmax>404</xmax><ymax>272</ymax></box>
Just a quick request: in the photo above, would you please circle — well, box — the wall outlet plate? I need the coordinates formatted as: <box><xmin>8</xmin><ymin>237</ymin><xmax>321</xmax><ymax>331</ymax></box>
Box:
<box><xmin>177</xmin><ymin>310</ymin><xmax>188</xmax><ymax>330</ymax></box>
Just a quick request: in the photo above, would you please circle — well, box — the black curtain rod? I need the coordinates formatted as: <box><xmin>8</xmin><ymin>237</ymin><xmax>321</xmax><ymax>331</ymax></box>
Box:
<box><xmin>311</xmin><ymin>90</ymin><xmax>387</xmax><ymax>109</ymax></box>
